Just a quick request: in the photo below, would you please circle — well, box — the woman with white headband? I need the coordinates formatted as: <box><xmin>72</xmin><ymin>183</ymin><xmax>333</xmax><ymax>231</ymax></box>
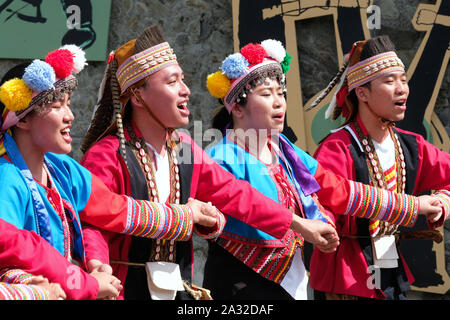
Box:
<box><xmin>310</xmin><ymin>35</ymin><xmax>449</xmax><ymax>300</ymax></box>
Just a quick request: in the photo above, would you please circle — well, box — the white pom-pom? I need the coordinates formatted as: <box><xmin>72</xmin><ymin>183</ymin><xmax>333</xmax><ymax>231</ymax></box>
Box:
<box><xmin>61</xmin><ymin>44</ymin><xmax>87</xmax><ymax>74</ymax></box>
<box><xmin>260</xmin><ymin>39</ymin><xmax>286</xmax><ymax>63</ymax></box>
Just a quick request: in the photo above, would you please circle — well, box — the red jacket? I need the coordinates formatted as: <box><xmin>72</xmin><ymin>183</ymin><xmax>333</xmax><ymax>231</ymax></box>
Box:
<box><xmin>310</xmin><ymin>118</ymin><xmax>450</xmax><ymax>299</ymax></box>
<box><xmin>0</xmin><ymin>218</ymin><xmax>98</xmax><ymax>300</ymax></box>
<box><xmin>81</xmin><ymin>130</ymin><xmax>294</xmax><ymax>299</ymax></box>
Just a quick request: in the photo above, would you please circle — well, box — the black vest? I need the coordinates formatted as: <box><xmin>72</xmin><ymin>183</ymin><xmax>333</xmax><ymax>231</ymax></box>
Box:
<box><xmin>122</xmin><ymin>141</ymin><xmax>194</xmax><ymax>300</ymax></box>
<box><xmin>348</xmin><ymin>128</ymin><xmax>425</xmax><ymax>297</ymax></box>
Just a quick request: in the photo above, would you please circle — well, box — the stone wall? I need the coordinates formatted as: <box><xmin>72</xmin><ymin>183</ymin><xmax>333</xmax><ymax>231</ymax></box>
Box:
<box><xmin>0</xmin><ymin>0</ymin><xmax>448</xmax><ymax>299</ymax></box>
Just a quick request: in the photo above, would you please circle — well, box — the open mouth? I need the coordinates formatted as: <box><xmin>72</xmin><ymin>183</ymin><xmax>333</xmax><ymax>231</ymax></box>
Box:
<box><xmin>61</xmin><ymin>128</ymin><xmax>72</xmax><ymax>142</ymax></box>
<box><xmin>394</xmin><ymin>100</ymin><xmax>407</xmax><ymax>109</ymax></box>
<box><xmin>177</xmin><ymin>102</ymin><xmax>190</xmax><ymax>116</ymax></box>
<box><xmin>272</xmin><ymin>113</ymin><xmax>284</xmax><ymax>122</ymax></box>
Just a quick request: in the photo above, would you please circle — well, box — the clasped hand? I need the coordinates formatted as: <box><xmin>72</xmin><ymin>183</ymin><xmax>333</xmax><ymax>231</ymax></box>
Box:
<box><xmin>291</xmin><ymin>215</ymin><xmax>340</xmax><ymax>253</ymax></box>
<box><xmin>186</xmin><ymin>198</ymin><xmax>219</xmax><ymax>227</ymax></box>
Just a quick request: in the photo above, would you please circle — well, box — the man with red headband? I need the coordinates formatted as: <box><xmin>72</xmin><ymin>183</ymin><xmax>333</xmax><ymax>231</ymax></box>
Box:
<box><xmin>309</xmin><ymin>35</ymin><xmax>449</xmax><ymax>300</ymax></box>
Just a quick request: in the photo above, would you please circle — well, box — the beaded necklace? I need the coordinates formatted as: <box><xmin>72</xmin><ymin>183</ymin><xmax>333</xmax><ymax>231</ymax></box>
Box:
<box><xmin>353</xmin><ymin>121</ymin><xmax>406</xmax><ymax>236</ymax></box>
<box><xmin>43</xmin><ymin>164</ymin><xmax>74</xmax><ymax>261</ymax></box>
<box><xmin>125</xmin><ymin>122</ymin><xmax>180</xmax><ymax>262</ymax></box>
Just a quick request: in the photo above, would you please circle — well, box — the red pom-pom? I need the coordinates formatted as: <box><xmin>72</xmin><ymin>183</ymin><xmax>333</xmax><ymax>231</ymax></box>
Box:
<box><xmin>240</xmin><ymin>43</ymin><xmax>266</xmax><ymax>65</ymax></box>
<box><xmin>45</xmin><ymin>49</ymin><xmax>74</xmax><ymax>79</ymax></box>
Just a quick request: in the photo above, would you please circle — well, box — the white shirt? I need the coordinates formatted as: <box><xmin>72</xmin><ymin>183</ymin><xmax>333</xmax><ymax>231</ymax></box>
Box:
<box><xmin>146</xmin><ymin>143</ymin><xmax>171</xmax><ymax>202</ymax></box>
<box><xmin>372</xmin><ymin>135</ymin><xmax>396</xmax><ymax>182</ymax></box>
<box><xmin>372</xmin><ymin>134</ymin><xmax>399</xmax><ymax>269</ymax></box>
<box><xmin>280</xmin><ymin>249</ymin><xmax>308</xmax><ymax>299</ymax></box>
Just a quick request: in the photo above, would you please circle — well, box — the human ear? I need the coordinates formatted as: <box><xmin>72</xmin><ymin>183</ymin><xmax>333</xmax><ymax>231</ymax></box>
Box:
<box><xmin>130</xmin><ymin>89</ymin><xmax>144</xmax><ymax>108</ymax></box>
<box><xmin>14</xmin><ymin>116</ymin><xmax>32</xmax><ymax>131</ymax></box>
<box><xmin>231</xmin><ymin>102</ymin><xmax>244</xmax><ymax>119</ymax></box>
<box><xmin>355</xmin><ymin>87</ymin><xmax>368</xmax><ymax>102</ymax></box>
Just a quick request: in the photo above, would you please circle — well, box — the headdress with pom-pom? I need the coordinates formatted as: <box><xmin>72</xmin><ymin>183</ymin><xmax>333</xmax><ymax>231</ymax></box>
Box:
<box><xmin>206</xmin><ymin>71</ymin><xmax>231</xmax><ymax>99</ymax></box>
<box><xmin>206</xmin><ymin>39</ymin><xmax>292</xmax><ymax>113</ymax></box>
<box><xmin>221</xmin><ymin>53</ymin><xmax>250</xmax><ymax>79</ymax></box>
<box><xmin>61</xmin><ymin>44</ymin><xmax>88</xmax><ymax>74</ymax></box>
<box><xmin>0</xmin><ymin>45</ymin><xmax>86</xmax><ymax>132</ymax></box>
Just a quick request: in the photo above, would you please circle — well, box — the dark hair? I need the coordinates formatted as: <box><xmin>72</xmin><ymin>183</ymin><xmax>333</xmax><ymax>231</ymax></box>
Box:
<box><xmin>211</xmin><ymin>93</ymin><xmax>251</xmax><ymax>134</ymax></box>
<box><xmin>81</xmin><ymin>25</ymin><xmax>167</xmax><ymax>154</ymax></box>
<box><xmin>360</xmin><ymin>35</ymin><xmax>396</xmax><ymax>61</ymax></box>
<box><xmin>134</xmin><ymin>25</ymin><xmax>166</xmax><ymax>54</ymax></box>
<box><xmin>1</xmin><ymin>62</ymin><xmax>30</xmax><ymax>84</ymax></box>
<box><xmin>211</xmin><ymin>105</ymin><xmax>232</xmax><ymax>134</ymax></box>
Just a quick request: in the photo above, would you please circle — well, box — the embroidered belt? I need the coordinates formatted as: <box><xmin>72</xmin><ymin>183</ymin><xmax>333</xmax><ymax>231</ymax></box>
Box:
<box><xmin>341</xmin><ymin>230</ymin><xmax>442</xmax><ymax>243</ymax></box>
<box><xmin>110</xmin><ymin>260</ymin><xmax>145</xmax><ymax>267</ymax></box>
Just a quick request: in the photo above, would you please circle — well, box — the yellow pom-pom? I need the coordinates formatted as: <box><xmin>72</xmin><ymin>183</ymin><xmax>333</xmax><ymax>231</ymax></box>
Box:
<box><xmin>206</xmin><ymin>71</ymin><xmax>231</xmax><ymax>99</ymax></box>
<box><xmin>0</xmin><ymin>78</ymin><xmax>33</xmax><ymax>112</ymax></box>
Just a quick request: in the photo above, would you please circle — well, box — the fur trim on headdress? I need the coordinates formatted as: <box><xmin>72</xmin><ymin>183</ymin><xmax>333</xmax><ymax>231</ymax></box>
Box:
<box><xmin>306</xmin><ymin>54</ymin><xmax>350</xmax><ymax>114</ymax></box>
<box><xmin>23</xmin><ymin>60</ymin><xmax>56</xmax><ymax>92</ymax></box>
<box><xmin>0</xmin><ymin>45</ymin><xmax>85</xmax><ymax>131</ymax></box>
<box><xmin>206</xmin><ymin>39</ymin><xmax>291</xmax><ymax>112</ymax></box>
<box><xmin>206</xmin><ymin>71</ymin><xmax>230</xmax><ymax>99</ymax></box>
<box><xmin>240</xmin><ymin>43</ymin><xmax>266</xmax><ymax>65</ymax></box>
<box><xmin>45</xmin><ymin>49</ymin><xmax>75</xmax><ymax>79</ymax></box>
<box><xmin>95</xmin><ymin>51</ymin><xmax>115</xmax><ymax>106</ymax></box>
<box><xmin>261</xmin><ymin>39</ymin><xmax>286</xmax><ymax>63</ymax></box>
<box><xmin>0</xmin><ymin>78</ymin><xmax>32</xmax><ymax>112</ymax></box>
<box><xmin>305</xmin><ymin>41</ymin><xmax>365</xmax><ymax>121</ymax></box>
<box><xmin>81</xmin><ymin>57</ymin><xmax>115</xmax><ymax>154</ymax></box>
<box><xmin>61</xmin><ymin>44</ymin><xmax>88</xmax><ymax>74</ymax></box>
<box><xmin>324</xmin><ymin>61</ymin><xmax>350</xmax><ymax>119</ymax></box>
<box><xmin>222</xmin><ymin>53</ymin><xmax>250</xmax><ymax>79</ymax></box>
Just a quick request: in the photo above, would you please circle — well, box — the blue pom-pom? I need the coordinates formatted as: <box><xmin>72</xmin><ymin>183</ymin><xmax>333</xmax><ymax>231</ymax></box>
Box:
<box><xmin>221</xmin><ymin>53</ymin><xmax>249</xmax><ymax>79</ymax></box>
<box><xmin>23</xmin><ymin>60</ymin><xmax>56</xmax><ymax>92</ymax></box>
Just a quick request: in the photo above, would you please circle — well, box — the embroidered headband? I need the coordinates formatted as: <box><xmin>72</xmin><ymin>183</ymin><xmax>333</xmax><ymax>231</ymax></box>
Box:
<box><xmin>206</xmin><ymin>39</ymin><xmax>292</xmax><ymax>113</ymax></box>
<box><xmin>116</xmin><ymin>42</ymin><xmax>177</xmax><ymax>94</ymax></box>
<box><xmin>0</xmin><ymin>45</ymin><xmax>86</xmax><ymax>131</ymax></box>
<box><xmin>346</xmin><ymin>51</ymin><xmax>404</xmax><ymax>91</ymax></box>
<box><xmin>307</xmin><ymin>40</ymin><xmax>405</xmax><ymax>120</ymax></box>
<box><xmin>82</xmin><ymin>25</ymin><xmax>179</xmax><ymax>163</ymax></box>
